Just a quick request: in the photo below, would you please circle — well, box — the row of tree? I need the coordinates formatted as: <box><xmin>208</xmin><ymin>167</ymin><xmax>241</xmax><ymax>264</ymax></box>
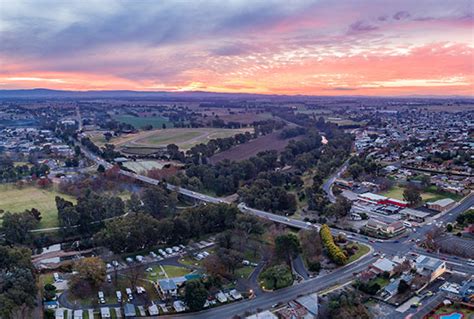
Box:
<box><xmin>95</xmin><ymin>203</ymin><xmax>249</xmax><ymax>254</ymax></box>
<box><xmin>320</xmin><ymin>224</ymin><xmax>348</xmax><ymax>265</ymax></box>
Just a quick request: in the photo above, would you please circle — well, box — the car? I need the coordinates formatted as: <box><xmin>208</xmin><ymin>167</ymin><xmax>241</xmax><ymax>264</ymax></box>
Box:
<box><xmin>305</xmin><ymin>222</ymin><xmax>312</xmax><ymax>226</ymax></box>
<box><xmin>126</xmin><ymin>288</ymin><xmax>133</xmax><ymax>300</ymax></box>
<box><xmin>116</xmin><ymin>291</ymin><xmax>122</xmax><ymax>303</ymax></box>
<box><xmin>98</xmin><ymin>291</ymin><xmax>106</xmax><ymax>304</ymax></box>
<box><xmin>285</xmin><ymin>218</ymin><xmax>290</xmax><ymax>222</ymax></box>
<box><xmin>112</xmin><ymin>260</ymin><xmax>119</xmax><ymax>267</ymax></box>
<box><xmin>107</xmin><ymin>274</ymin><xmax>112</xmax><ymax>283</ymax></box>
<box><xmin>150</xmin><ymin>252</ymin><xmax>157</xmax><ymax>258</ymax></box>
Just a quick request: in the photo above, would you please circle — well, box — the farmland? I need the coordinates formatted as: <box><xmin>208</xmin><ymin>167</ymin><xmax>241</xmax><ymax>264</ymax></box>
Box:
<box><xmin>209</xmin><ymin>131</ymin><xmax>302</xmax><ymax>164</ymax></box>
<box><xmin>0</xmin><ymin>184</ymin><xmax>76</xmax><ymax>229</ymax></box>
<box><xmin>112</xmin><ymin>114</ymin><xmax>173</xmax><ymax>129</ymax></box>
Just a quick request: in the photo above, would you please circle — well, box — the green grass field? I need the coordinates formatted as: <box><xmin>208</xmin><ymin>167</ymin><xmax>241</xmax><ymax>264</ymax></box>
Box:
<box><xmin>132</xmin><ymin>127</ymin><xmax>253</xmax><ymax>151</ymax></box>
<box><xmin>381</xmin><ymin>185</ymin><xmax>461</xmax><ymax>203</ymax></box>
<box><xmin>347</xmin><ymin>243</ymin><xmax>371</xmax><ymax>264</ymax></box>
<box><xmin>146</xmin><ymin>265</ymin><xmax>190</xmax><ymax>281</ymax></box>
<box><xmin>113</xmin><ymin>114</ymin><xmax>174</xmax><ymax>129</ymax></box>
<box><xmin>0</xmin><ymin>184</ymin><xmax>76</xmax><ymax>229</ymax></box>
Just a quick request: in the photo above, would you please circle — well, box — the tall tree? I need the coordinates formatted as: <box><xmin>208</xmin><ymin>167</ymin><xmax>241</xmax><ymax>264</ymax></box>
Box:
<box><xmin>184</xmin><ymin>280</ymin><xmax>208</xmax><ymax>311</ymax></box>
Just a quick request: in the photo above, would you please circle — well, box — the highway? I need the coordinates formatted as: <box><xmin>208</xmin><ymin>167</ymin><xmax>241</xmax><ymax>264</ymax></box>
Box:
<box><xmin>79</xmin><ymin>146</ymin><xmax>474</xmax><ymax>318</ymax></box>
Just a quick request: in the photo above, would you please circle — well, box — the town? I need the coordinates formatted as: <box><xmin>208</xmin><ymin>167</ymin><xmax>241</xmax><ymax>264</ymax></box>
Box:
<box><xmin>0</xmin><ymin>91</ymin><xmax>472</xmax><ymax>319</ymax></box>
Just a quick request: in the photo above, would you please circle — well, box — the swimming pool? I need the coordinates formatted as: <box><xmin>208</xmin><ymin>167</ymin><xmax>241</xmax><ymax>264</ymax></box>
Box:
<box><xmin>440</xmin><ymin>312</ymin><xmax>463</xmax><ymax>319</ymax></box>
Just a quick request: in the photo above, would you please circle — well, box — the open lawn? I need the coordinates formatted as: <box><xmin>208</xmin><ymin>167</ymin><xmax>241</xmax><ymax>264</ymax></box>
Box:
<box><xmin>347</xmin><ymin>243</ymin><xmax>371</xmax><ymax>264</ymax></box>
<box><xmin>0</xmin><ymin>184</ymin><xmax>76</xmax><ymax>229</ymax></box>
<box><xmin>235</xmin><ymin>266</ymin><xmax>254</xmax><ymax>279</ymax></box>
<box><xmin>146</xmin><ymin>265</ymin><xmax>190</xmax><ymax>281</ymax></box>
<box><xmin>381</xmin><ymin>185</ymin><xmax>461</xmax><ymax>203</ymax></box>
<box><xmin>112</xmin><ymin>114</ymin><xmax>173</xmax><ymax>129</ymax></box>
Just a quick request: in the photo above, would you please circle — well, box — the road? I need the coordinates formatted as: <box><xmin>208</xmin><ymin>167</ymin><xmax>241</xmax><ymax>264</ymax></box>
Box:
<box><xmin>322</xmin><ymin>159</ymin><xmax>349</xmax><ymax>203</ymax></box>
<box><xmin>78</xmin><ymin>145</ymin><xmax>474</xmax><ymax>318</ymax></box>
<box><xmin>162</xmin><ymin>254</ymin><xmax>377</xmax><ymax>319</ymax></box>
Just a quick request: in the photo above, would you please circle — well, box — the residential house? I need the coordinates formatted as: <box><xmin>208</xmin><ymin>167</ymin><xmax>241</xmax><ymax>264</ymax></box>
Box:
<box><xmin>370</xmin><ymin>258</ymin><xmax>397</xmax><ymax>276</ymax></box>
<box><xmin>295</xmin><ymin>293</ymin><xmax>318</xmax><ymax>317</ymax></box>
<box><xmin>415</xmin><ymin>255</ymin><xmax>446</xmax><ymax>282</ymax></box>
<box><xmin>158</xmin><ymin>279</ymin><xmax>178</xmax><ymax>296</ymax></box>
<box><xmin>383</xmin><ymin>273</ymin><xmax>414</xmax><ymax>298</ymax></box>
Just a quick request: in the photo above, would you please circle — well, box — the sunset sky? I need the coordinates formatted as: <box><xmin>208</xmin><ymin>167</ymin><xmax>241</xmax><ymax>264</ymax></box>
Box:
<box><xmin>0</xmin><ymin>0</ymin><xmax>473</xmax><ymax>96</ymax></box>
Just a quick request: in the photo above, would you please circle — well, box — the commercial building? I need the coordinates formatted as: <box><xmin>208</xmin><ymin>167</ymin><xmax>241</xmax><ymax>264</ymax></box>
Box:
<box><xmin>400</xmin><ymin>208</ymin><xmax>431</xmax><ymax>223</ymax></box>
<box><xmin>427</xmin><ymin>198</ymin><xmax>456</xmax><ymax>212</ymax></box>
<box><xmin>365</xmin><ymin>219</ymin><xmax>406</xmax><ymax>237</ymax></box>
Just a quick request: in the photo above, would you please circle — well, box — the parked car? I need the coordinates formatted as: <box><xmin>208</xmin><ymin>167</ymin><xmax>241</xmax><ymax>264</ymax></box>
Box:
<box><xmin>106</xmin><ymin>275</ymin><xmax>112</xmax><ymax>283</ymax></box>
<box><xmin>98</xmin><ymin>291</ymin><xmax>105</xmax><ymax>304</ymax></box>
<box><xmin>125</xmin><ymin>288</ymin><xmax>133</xmax><ymax>300</ymax></box>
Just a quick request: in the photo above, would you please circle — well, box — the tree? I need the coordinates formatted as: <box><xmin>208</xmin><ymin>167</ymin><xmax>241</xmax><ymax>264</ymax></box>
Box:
<box><xmin>446</xmin><ymin>223</ymin><xmax>453</xmax><ymax>232</ymax></box>
<box><xmin>184</xmin><ymin>280</ymin><xmax>208</xmax><ymax>311</ymax></box>
<box><xmin>70</xmin><ymin>257</ymin><xmax>106</xmax><ymax>290</ymax></box>
<box><xmin>97</xmin><ymin>164</ymin><xmax>105</xmax><ymax>173</ymax></box>
<box><xmin>260</xmin><ymin>264</ymin><xmax>293</xmax><ymax>290</ymax></box>
<box><xmin>320</xmin><ymin>224</ymin><xmax>348</xmax><ymax>265</ymax></box>
<box><xmin>348</xmin><ymin>163</ymin><xmax>363</xmax><ymax>180</ymax></box>
<box><xmin>403</xmin><ymin>185</ymin><xmax>422</xmax><ymax>206</ymax></box>
<box><xmin>397</xmin><ymin>279</ymin><xmax>410</xmax><ymax>294</ymax></box>
<box><xmin>274</xmin><ymin>233</ymin><xmax>301</xmax><ymax>265</ymax></box>
<box><xmin>0</xmin><ymin>246</ymin><xmax>37</xmax><ymax>319</ymax></box>
<box><xmin>2</xmin><ymin>211</ymin><xmax>39</xmax><ymax>245</ymax></box>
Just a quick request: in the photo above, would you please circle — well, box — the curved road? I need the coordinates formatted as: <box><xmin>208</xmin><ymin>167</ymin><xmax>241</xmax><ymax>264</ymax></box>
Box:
<box><xmin>78</xmin><ymin>145</ymin><xmax>474</xmax><ymax>318</ymax></box>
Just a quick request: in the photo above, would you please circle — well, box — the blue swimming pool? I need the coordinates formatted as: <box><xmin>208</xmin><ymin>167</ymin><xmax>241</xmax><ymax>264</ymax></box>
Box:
<box><xmin>440</xmin><ymin>313</ymin><xmax>463</xmax><ymax>319</ymax></box>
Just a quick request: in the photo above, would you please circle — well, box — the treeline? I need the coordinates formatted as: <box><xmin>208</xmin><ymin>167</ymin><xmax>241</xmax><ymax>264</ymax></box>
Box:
<box><xmin>95</xmin><ymin>203</ymin><xmax>242</xmax><ymax>253</ymax></box>
<box><xmin>320</xmin><ymin>224</ymin><xmax>348</xmax><ymax>265</ymax></box>
<box><xmin>80</xmin><ymin>137</ymin><xmax>121</xmax><ymax>161</ymax></box>
<box><xmin>171</xmin><ymin>150</ymin><xmax>279</xmax><ymax>196</ymax></box>
<box><xmin>279</xmin><ymin>126</ymin><xmax>306</xmax><ymax>139</ymax></box>
<box><xmin>0</xmin><ymin>155</ymin><xmax>50</xmax><ymax>182</ymax></box>
<box><xmin>238</xmin><ymin>178</ymin><xmax>297</xmax><ymax>214</ymax></box>
<box><xmin>56</xmin><ymin>185</ymin><xmax>177</xmax><ymax>237</ymax></box>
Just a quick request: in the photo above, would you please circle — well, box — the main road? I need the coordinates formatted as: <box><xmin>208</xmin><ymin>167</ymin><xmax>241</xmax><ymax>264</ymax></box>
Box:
<box><xmin>79</xmin><ymin>146</ymin><xmax>474</xmax><ymax>317</ymax></box>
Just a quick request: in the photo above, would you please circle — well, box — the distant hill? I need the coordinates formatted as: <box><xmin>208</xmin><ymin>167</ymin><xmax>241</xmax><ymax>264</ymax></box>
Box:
<box><xmin>0</xmin><ymin>88</ymin><xmax>471</xmax><ymax>101</ymax></box>
<box><xmin>0</xmin><ymin>88</ymin><xmax>277</xmax><ymax>100</ymax></box>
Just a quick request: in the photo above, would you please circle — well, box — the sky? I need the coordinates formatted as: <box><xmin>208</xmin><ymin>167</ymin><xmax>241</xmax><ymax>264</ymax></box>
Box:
<box><xmin>0</xmin><ymin>0</ymin><xmax>473</xmax><ymax>96</ymax></box>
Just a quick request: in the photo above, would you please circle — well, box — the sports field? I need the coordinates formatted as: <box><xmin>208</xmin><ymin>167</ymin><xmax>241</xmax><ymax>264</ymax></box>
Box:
<box><xmin>0</xmin><ymin>184</ymin><xmax>76</xmax><ymax>229</ymax></box>
<box><xmin>112</xmin><ymin>114</ymin><xmax>173</xmax><ymax>129</ymax></box>
<box><xmin>118</xmin><ymin>127</ymin><xmax>254</xmax><ymax>151</ymax></box>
